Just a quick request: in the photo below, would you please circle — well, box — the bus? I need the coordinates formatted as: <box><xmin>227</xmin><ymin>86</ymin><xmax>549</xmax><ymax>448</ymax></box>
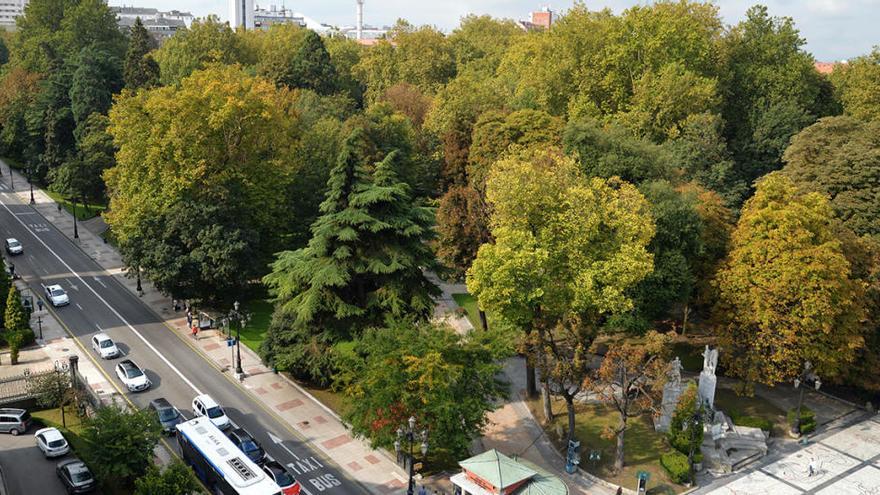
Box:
<box><xmin>177</xmin><ymin>417</ymin><xmax>282</xmax><ymax>495</ymax></box>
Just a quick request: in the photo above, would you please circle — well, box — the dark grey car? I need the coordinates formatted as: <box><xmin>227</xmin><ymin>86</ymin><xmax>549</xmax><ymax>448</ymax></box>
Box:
<box><xmin>148</xmin><ymin>397</ymin><xmax>183</xmax><ymax>434</ymax></box>
<box><xmin>56</xmin><ymin>459</ymin><xmax>96</xmax><ymax>493</ymax></box>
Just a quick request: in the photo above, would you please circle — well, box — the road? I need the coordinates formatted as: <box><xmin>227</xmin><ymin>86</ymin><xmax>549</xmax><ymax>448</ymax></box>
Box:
<box><xmin>0</xmin><ymin>432</ymin><xmax>95</xmax><ymax>495</ymax></box>
<box><xmin>0</xmin><ymin>182</ymin><xmax>361</xmax><ymax>495</ymax></box>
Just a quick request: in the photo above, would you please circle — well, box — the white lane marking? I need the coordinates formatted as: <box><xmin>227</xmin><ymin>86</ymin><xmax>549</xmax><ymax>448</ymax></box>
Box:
<box><xmin>75</xmin><ymin>303</ymin><xmax>84</xmax><ymax>310</ymax></box>
<box><xmin>14</xmin><ymin>211</ymin><xmax>37</xmax><ymax>215</ymax></box>
<box><xmin>0</xmin><ymin>200</ymin><xmax>203</xmax><ymax>396</ymax></box>
<box><xmin>94</xmin><ymin>323</ymin><xmax>102</xmax><ymax>331</ymax></box>
<box><xmin>300</xmin><ymin>484</ymin><xmax>313</xmax><ymax>495</ymax></box>
<box><xmin>93</xmin><ymin>276</ymin><xmax>108</xmax><ymax>289</ymax></box>
<box><xmin>268</xmin><ymin>431</ymin><xmax>301</xmax><ymax>460</ymax></box>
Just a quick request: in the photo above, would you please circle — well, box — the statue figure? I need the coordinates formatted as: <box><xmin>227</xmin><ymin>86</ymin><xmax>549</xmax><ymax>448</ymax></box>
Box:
<box><xmin>702</xmin><ymin>345</ymin><xmax>718</xmax><ymax>375</ymax></box>
<box><xmin>668</xmin><ymin>357</ymin><xmax>683</xmax><ymax>387</ymax></box>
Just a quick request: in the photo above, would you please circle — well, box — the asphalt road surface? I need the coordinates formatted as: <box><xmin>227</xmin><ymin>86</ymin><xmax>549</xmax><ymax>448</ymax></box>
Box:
<box><xmin>0</xmin><ymin>431</ymin><xmax>84</xmax><ymax>495</ymax></box>
<box><xmin>0</xmin><ymin>182</ymin><xmax>363</xmax><ymax>495</ymax></box>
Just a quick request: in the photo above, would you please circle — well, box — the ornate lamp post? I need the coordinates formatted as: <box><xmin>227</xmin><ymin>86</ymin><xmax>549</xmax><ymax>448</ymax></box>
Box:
<box><xmin>28</xmin><ymin>166</ymin><xmax>35</xmax><ymax>205</ymax></box>
<box><xmin>69</xmin><ymin>197</ymin><xmax>79</xmax><ymax>239</ymax></box>
<box><xmin>394</xmin><ymin>416</ymin><xmax>428</xmax><ymax>495</ymax></box>
<box><xmin>226</xmin><ymin>301</ymin><xmax>249</xmax><ymax>377</ymax></box>
<box><xmin>792</xmin><ymin>361</ymin><xmax>821</xmax><ymax>435</ymax></box>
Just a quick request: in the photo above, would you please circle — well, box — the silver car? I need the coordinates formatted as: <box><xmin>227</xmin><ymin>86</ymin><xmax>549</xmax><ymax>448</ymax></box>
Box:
<box><xmin>4</xmin><ymin>238</ymin><xmax>22</xmax><ymax>255</ymax></box>
<box><xmin>35</xmin><ymin>427</ymin><xmax>70</xmax><ymax>458</ymax></box>
<box><xmin>91</xmin><ymin>333</ymin><xmax>120</xmax><ymax>359</ymax></box>
<box><xmin>44</xmin><ymin>284</ymin><xmax>70</xmax><ymax>307</ymax></box>
<box><xmin>0</xmin><ymin>408</ymin><xmax>32</xmax><ymax>435</ymax></box>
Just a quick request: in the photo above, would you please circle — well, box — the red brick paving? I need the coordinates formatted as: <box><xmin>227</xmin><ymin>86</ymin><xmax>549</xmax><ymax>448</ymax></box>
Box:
<box><xmin>347</xmin><ymin>461</ymin><xmax>363</xmax><ymax>471</ymax></box>
<box><xmin>203</xmin><ymin>342</ymin><xmax>221</xmax><ymax>351</ymax></box>
<box><xmin>379</xmin><ymin>479</ymin><xmax>406</xmax><ymax>494</ymax></box>
<box><xmin>365</xmin><ymin>454</ymin><xmax>381</xmax><ymax>465</ymax></box>
<box><xmin>254</xmin><ymin>387</ymin><xmax>268</xmax><ymax>395</ymax></box>
<box><xmin>271</xmin><ymin>382</ymin><xmax>283</xmax><ymax>390</ymax></box>
<box><xmin>321</xmin><ymin>434</ymin><xmax>352</xmax><ymax>449</ymax></box>
<box><xmin>218</xmin><ymin>358</ymin><xmax>230</xmax><ymax>365</ymax></box>
<box><xmin>313</xmin><ymin>415</ymin><xmax>327</xmax><ymax>424</ymax></box>
<box><xmin>275</xmin><ymin>399</ymin><xmax>304</xmax><ymax>411</ymax></box>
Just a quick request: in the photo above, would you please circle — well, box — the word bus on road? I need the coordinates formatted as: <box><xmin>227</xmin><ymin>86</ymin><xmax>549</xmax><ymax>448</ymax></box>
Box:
<box><xmin>177</xmin><ymin>417</ymin><xmax>282</xmax><ymax>495</ymax></box>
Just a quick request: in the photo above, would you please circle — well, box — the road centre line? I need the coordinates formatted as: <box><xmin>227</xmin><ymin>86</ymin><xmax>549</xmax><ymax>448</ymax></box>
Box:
<box><xmin>0</xmin><ymin>200</ymin><xmax>203</xmax><ymax>396</ymax></box>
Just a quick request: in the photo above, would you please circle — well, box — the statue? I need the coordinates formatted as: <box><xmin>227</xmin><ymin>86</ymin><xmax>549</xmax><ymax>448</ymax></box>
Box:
<box><xmin>702</xmin><ymin>345</ymin><xmax>718</xmax><ymax>375</ymax></box>
<box><xmin>668</xmin><ymin>357</ymin><xmax>684</xmax><ymax>387</ymax></box>
<box><xmin>655</xmin><ymin>357</ymin><xmax>685</xmax><ymax>432</ymax></box>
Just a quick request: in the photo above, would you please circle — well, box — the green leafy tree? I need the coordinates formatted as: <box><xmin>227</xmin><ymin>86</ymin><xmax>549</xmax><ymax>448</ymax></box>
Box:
<box><xmin>0</xmin><ymin>68</ymin><xmax>42</xmax><ymax>161</ymax></box>
<box><xmin>830</xmin><ymin>47</ymin><xmax>880</xmax><ymax>122</ymax></box>
<box><xmin>262</xmin><ymin>131</ymin><xmax>439</xmax><ymax>384</ymax></box>
<box><xmin>435</xmin><ymin>185</ymin><xmax>489</xmax><ymax>278</ymax></box>
<box><xmin>467</xmin><ymin>149</ymin><xmax>655</xmax><ymax>420</ymax></box>
<box><xmin>105</xmin><ymin>64</ymin><xmax>297</xmax><ymax>301</ymax></box>
<box><xmin>324</xmin><ymin>35</ymin><xmax>365</xmax><ymax>105</ymax></box>
<box><xmin>25</xmin><ymin>61</ymin><xmax>75</xmax><ymax>173</ymax></box>
<box><xmin>4</xmin><ymin>285</ymin><xmax>28</xmax><ymax>333</ymax></box>
<box><xmin>782</xmin><ymin>116</ymin><xmax>880</xmax><ymax>237</ymax></box>
<box><xmin>448</xmin><ymin>15</ymin><xmax>523</xmax><ymax>74</ymax></box>
<box><xmin>275</xmin><ymin>30</ymin><xmax>338</xmax><ymax>94</ymax></box>
<box><xmin>134</xmin><ymin>460</ymin><xmax>201</xmax><ymax>495</ymax></box>
<box><xmin>152</xmin><ymin>16</ymin><xmax>243</xmax><ymax>86</ymax></box>
<box><xmin>123</xmin><ymin>17</ymin><xmax>159</xmax><ymax>90</ymax></box>
<box><xmin>666</xmin><ymin>383</ymin><xmax>704</xmax><ymax>472</ymax></box>
<box><xmin>337</xmin><ymin>320</ymin><xmax>507</xmax><ymax>458</ymax></box>
<box><xmin>714</xmin><ymin>174</ymin><xmax>866</xmax><ymax>387</ymax></box>
<box><xmin>0</xmin><ymin>259</ymin><xmax>9</xmax><ymax>326</ymax></box>
<box><xmin>69</xmin><ymin>44</ymin><xmax>123</xmax><ymax>125</ymax></box>
<box><xmin>82</xmin><ymin>406</ymin><xmax>162</xmax><ymax>490</ymax></box>
<box><xmin>563</xmin><ymin>117</ymin><xmax>675</xmax><ymax>184</ymax></box>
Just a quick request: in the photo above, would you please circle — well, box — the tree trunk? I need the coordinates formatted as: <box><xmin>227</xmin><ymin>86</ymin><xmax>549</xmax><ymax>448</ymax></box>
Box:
<box><xmin>541</xmin><ymin>380</ymin><xmax>553</xmax><ymax>422</ymax></box>
<box><xmin>478</xmin><ymin>309</ymin><xmax>488</xmax><ymax>331</ymax></box>
<box><xmin>615</xmin><ymin>425</ymin><xmax>626</xmax><ymax>472</ymax></box>
<box><xmin>565</xmin><ymin>395</ymin><xmax>576</xmax><ymax>444</ymax></box>
<box><xmin>681</xmin><ymin>304</ymin><xmax>690</xmax><ymax>337</ymax></box>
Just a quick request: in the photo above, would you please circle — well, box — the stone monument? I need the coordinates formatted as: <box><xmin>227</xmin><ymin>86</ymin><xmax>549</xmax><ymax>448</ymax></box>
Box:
<box><xmin>655</xmin><ymin>357</ymin><xmax>685</xmax><ymax>432</ymax></box>
<box><xmin>698</xmin><ymin>346</ymin><xmax>718</xmax><ymax>411</ymax></box>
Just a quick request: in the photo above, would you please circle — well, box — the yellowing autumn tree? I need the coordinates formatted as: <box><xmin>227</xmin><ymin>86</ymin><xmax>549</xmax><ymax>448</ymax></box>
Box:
<box><xmin>714</xmin><ymin>174</ymin><xmax>866</xmax><ymax>386</ymax></box>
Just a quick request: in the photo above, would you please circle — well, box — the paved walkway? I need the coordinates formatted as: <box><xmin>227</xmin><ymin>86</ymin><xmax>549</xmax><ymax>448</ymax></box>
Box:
<box><xmin>0</xmin><ymin>167</ymin><xmax>409</xmax><ymax>495</ymax></box>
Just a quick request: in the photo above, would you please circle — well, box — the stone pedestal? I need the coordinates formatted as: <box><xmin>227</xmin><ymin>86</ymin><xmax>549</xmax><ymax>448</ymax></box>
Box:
<box><xmin>698</xmin><ymin>371</ymin><xmax>716</xmax><ymax>410</ymax></box>
<box><xmin>654</xmin><ymin>381</ymin><xmax>684</xmax><ymax>432</ymax></box>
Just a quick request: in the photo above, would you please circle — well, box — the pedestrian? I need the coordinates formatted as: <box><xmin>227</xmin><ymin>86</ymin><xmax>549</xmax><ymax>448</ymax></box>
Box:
<box><xmin>808</xmin><ymin>458</ymin><xmax>816</xmax><ymax>477</ymax></box>
<box><xmin>191</xmin><ymin>321</ymin><xmax>199</xmax><ymax>339</ymax></box>
<box><xmin>173</xmin><ymin>299</ymin><xmax>180</xmax><ymax>311</ymax></box>
<box><xmin>419</xmin><ymin>485</ymin><xmax>427</xmax><ymax>495</ymax></box>
<box><xmin>616</xmin><ymin>488</ymin><xmax>622</xmax><ymax>495</ymax></box>
<box><xmin>186</xmin><ymin>309</ymin><xmax>193</xmax><ymax>326</ymax></box>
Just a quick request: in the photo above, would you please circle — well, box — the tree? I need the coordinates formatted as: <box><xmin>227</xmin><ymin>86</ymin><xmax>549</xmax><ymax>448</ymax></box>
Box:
<box><xmin>152</xmin><ymin>16</ymin><xmax>243</xmax><ymax>86</ymax></box>
<box><xmin>123</xmin><ymin>17</ymin><xmax>159</xmax><ymax>90</ymax></box>
<box><xmin>782</xmin><ymin>116</ymin><xmax>880</xmax><ymax>237</ymax></box>
<box><xmin>381</xmin><ymin>83</ymin><xmax>431</xmax><ymax>129</ymax></box>
<box><xmin>262</xmin><ymin>131</ymin><xmax>439</xmax><ymax>384</ymax></box>
<box><xmin>4</xmin><ymin>285</ymin><xmax>28</xmax><ymax>333</ymax></box>
<box><xmin>81</xmin><ymin>406</ymin><xmax>161</xmax><ymax>490</ymax></box>
<box><xmin>585</xmin><ymin>332</ymin><xmax>669</xmax><ymax>471</ymax></box>
<box><xmin>105</xmin><ymin>64</ymin><xmax>297</xmax><ymax>301</ymax></box>
<box><xmin>830</xmin><ymin>47</ymin><xmax>880</xmax><ymax>122</ymax></box>
<box><xmin>0</xmin><ymin>68</ymin><xmax>42</xmax><ymax>161</ymax></box>
<box><xmin>714</xmin><ymin>174</ymin><xmax>866</xmax><ymax>387</ymax></box>
<box><xmin>337</xmin><ymin>320</ymin><xmax>507</xmax><ymax>458</ymax></box>
<box><xmin>448</xmin><ymin>15</ymin><xmax>523</xmax><ymax>74</ymax></box>
<box><xmin>26</xmin><ymin>61</ymin><xmax>76</xmax><ymax>173</ymax></box>
<box><xmin>435</xmin><ymin>185</ymin><xmax>489</xmax><ymax>278</ymax></box>
<box><xmin>69</xmin><ymin>44</ymin><xmax>123</xmax><ymax>125</ymax></box>
<box><xmin>0</xmin><ymin>259</ymin><xmax>9</xmax><ymax>326</ymax></box>
<box><xmin>324</xmin><ymin>35</ymin><xmax>365</xmax><ymax>106</ymax></box>
<box><xmin>666</xmin><ymin>382</ymin><xmax>704</xmax><ymax>479</ymax></box>
<box><xmin>134</xmin><ymin>460</ymin><xmax>200</xmax><ymax>495</ymax></box>
<box><xmin>467</xmin><ymin>149</ymin><xmax>655</xmax><ymax>422</ymax></box>
<box><xmin>275</xmin><ymin>30</ymin><xmax>338</xmax><ymax>94</ymax></box>
<box><xmin>563</xmin><ymin>117</ymin><xmax>675</xmax><ymax>184</ymax></box>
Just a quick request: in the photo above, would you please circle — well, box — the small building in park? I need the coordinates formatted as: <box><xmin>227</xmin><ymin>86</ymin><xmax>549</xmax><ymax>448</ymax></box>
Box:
<box><xmin>450</xmin><ymin>450</ymin><xmax>568</xmax><ymax>495</ymax></box>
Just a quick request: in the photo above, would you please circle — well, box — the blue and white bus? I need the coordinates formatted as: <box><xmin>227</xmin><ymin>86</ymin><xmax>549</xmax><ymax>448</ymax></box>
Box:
<box><xmin>177</xmin><ymin>417</ymin><xmax>282</xmax><ymax>495</ymax></box>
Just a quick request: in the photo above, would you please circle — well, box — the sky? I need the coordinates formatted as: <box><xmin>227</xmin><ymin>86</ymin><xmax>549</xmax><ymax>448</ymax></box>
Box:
<box><xmin>114</xmin><ymin>0</ymin><xmax>880</xmax><ymax>61</ymax></box>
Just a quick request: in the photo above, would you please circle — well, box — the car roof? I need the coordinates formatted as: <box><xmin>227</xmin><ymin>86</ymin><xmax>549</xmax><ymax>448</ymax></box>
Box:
<box><xmin>150</xmin><ymin>398</ymin><xmax>173</xmax><ymax>408</ymax></box>
<box><xmin>230</xmin><ymin>428</ymin><xmax>252</xmax><ymax>440</ymax></box>
<box><xmin>35</xmin><ymin>427</ymin><xmax>64</xmax><ymax>441</ymax></box>
<box><xmin>263</xmin><ymin>460</ymin><xmax>286</xmax><ymax>474</ymax></box>
<box><xmin>119</xmin><ymin>359</ymin><xmax>139</xmax><ymax>369</ymax></box>
<box><xmin>0</xmin><ymin>408</ymin><xmax>26</xmax><ymax>415</ymax></box>
<box><xmin>57</xmin><ymin>458</ymin><xmax>86</xmax><ymax>469</ymax></box>
<box><xmin>47</xmin><ymin>284</ymin><xmax>64</xmax><ymax>291</ymax></box>
<box><xmin>6</xmin><ymin>238</ymin><xmax>18</xmax><ymax>243</ymax></box>
<box><xmin>94</xmin><ymin>333</ymin><xmax>112</xmax><ymax>341</ymax></box>
<box><xmin>194</xmin><ymin>394</ymin><xmax>219</xmax><ymax>408</ymax></box>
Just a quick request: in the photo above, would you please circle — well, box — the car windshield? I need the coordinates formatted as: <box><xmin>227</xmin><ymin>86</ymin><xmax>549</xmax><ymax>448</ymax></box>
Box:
<box><xmin>48</xmin><ymin>439</ymin><xmax>66</xmax><ymax>448</ymax></box>
<box><xmin>70</xmin><ymin>469</ymin><xmax>92</xmax><ymax>483</ymax></box>
<box><xmin>158</xmin><ymin>407</ymin><xmax>179</xmax><ymax>422</ymax></box>
<box><xmin>50</xmin><ymin>289</ymin><xmax>65</xmax><ymax>297</ymax></box>
<box><xmin>240</xmin><ymin>439</ymin><xmax>259</xmax><ymax>453</ymax></box>
<box><xmin>100</xmin><ymin>340</ymin><xmax>114</xmax><ymax>348</ymax></box>
<box><xmin>273</xmin><ymin>469</ymin><xmax>294</xmax><ymax>486</ymax></box>
<box><xmin>125</xmin><ymin>366</ymin><xmax>143</xmax><ymax>378</ymax></box>
<box><xmin>206</xmin><ymin>406</ymin><xmax>224</xmax><ymax>419</ymax></box>
<box><xmin>20</xmin><ymin>412</ymin><xmax>30</xmax><ymax>421</ymax></box>
<box><xmin>8</xmin><ymin>241</ymin><xmax>19</xmax><ymax>248</ymax></box>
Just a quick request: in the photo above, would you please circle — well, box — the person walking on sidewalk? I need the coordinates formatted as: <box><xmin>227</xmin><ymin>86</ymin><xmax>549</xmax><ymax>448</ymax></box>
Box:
<box><xmin>191</xmin><ymin>321</ymin><xmax>199</xmax><ymax>339</ymax></box>
<box><xmin>186</xmin><ymin>309</ymin><xmax>193</xmax><ymax>327</ymax></box>
<box><xmin>419</xmin><ymin>485</ymin><xmax>427</xmax><ymax>495</ymax></box>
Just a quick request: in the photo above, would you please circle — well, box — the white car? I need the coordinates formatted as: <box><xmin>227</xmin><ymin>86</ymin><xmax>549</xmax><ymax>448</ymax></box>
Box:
<box><xmin>115</xmin><ymin>359</ymin><xmax>150</xmax><ymax>392</ymax></box>
<box><xmin>91</xmin><ymin>333</ymin><xmax>120</xmax><ymax>359</ymax></box>
<box><xmin>4</xmin><ymin>238</ymin><xmax>22</xmax><ymax>255</ymax></box>
<box><xmin>44</xmin><ymin>284</ymin><xmax>69</xmax><ymax>307</ymax></box>
<box><xmin>192</xmin><ymin>394</ymin><xmax>231</xmax><ymax>430</ymax></box>
<box><xmin>35</xmin><ymin>427</ymin><xmax>70</xmax><ymax>458</ymax></box>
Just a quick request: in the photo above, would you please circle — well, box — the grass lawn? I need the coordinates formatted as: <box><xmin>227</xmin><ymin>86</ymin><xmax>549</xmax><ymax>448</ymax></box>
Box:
<box><xmin>452</xmin><ymin>292</ymin><xmax>488</xmax><ymax>330</ymax></box>
<box><xmin>237</xmin><ymin>299</ymin><xmax>274</xmax><ymax>353</ymax></box>
<box><xmin>43</xmin><ymin>190</ymin><xmax>107</xmax><ymax>221</ymax></box>
<box><xmin>31</xmin><ymin>406</ymin><xmax>90</xmax><ymax>459</ymax></box>
<box><xmin>714</xmin><ymin>386</ymin><xmax>788</xmax><ymax>437</ymax></box>
<box><xmin>529</xmin><ymin>398</ymin><xmax>686</xmax><ymax>495</ymax></box>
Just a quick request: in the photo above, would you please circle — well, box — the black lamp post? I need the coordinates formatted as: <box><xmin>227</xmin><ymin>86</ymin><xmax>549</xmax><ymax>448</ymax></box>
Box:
<box><xmin>792</xmin><ymin>361</ymin><xmax>821</xmax><ymax>435</ymax></box>
<box><xmin>135</xmin><ymin>266</ymin><xmax>142</xmax><ymax>294</ymax></box>
<box><xmin>394</xmin><ymin>416</ymin><xmax>428</xmax><ymax>495</ymax></box>
<box><xmin>8</xmin><ymin>162</ymin><xmax>13</xmax><ymax>190</ymax></box>
<box><xmin>28</xmin><ymin>167</ymin><xmax>35</xmax><ymax>205</ymax></box>
<box><xmin>71</xmin><ymin>197</ymin><xmax>79</xmax><ymax>239</ymax></box>
<box><xmin>227</xmin><ymin>301</ymin><xmax>249</xmax><ymax>377</ymax></box>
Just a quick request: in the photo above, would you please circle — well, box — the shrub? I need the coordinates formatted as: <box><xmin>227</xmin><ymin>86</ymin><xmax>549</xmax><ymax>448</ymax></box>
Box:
<box><xmin>667</xmin><ymin>383</ymin><xmax>703</xmax><ymax>455</ymax></box>
<box><xmin>660</xmin><ymin>450</ymin><xmax>691</xmax><ymax>484</ymax></box>
<box><xmin>787</xmin><ymin>407</ymin><xmax>816</xmax><ymax>434</ymax></box>
<box><xmin>731</xmin><ymin>414</ymin><xmax>773</xmax><ymax>433</ymax></box>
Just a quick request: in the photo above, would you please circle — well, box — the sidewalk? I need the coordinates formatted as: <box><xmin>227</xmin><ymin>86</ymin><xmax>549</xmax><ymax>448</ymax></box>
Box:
<box><xmin>1</xmin><ymin>166</ymin><xmax>409</xmax><ymax>495</ymax></box>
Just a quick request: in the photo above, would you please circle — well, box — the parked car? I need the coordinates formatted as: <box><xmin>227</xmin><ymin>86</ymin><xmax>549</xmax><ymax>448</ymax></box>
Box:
<box><xmin>115</xmin><ymin>359</ymin><xmax>150</xmax><ymax>392</ymax></box>
<box><xmin>34</xmin><ymin>427</ymin><xmax>70</xmax><ymax>458</ymax></box>
<box><xmin>226</xmin><ymin>428</ymin><xmax>265</xmax><ymax>464</ymax></box>
<box><xmin>91</xmin><ymin>333</ymin><xmax>120</xmax><ymax>359</ymax></box>
<box><xmin>56</xmin><ymin>459</ymin><xmax>96</xmax><ymax>493</ymax></box>
<box><xmin>262</xmin><ymin>460</ymin><xmax>302</xmax><ymax>495</ymax></box>
<box><xmin>44</xmin><ymin>284</ymin><xmax>70</xmax><ymax>307</ymax></box>
<box><xmin>0</xmin><ymin>408</ymin><xmax>32</xmax><ymax>435</ymax></box>
<box><xmin>4</xmin><ymin>238</ymin><xmax>22</xmax><ymax>255</ymax></box>
<box><xmin>191</xmin><ymin>394</ymin><xmax>230</xmax><ymax>430</ymax></box>
<box><xmin>149</xmin><ymin>398</ymin><xmax>183</xmax><ymax>435</ymax></box>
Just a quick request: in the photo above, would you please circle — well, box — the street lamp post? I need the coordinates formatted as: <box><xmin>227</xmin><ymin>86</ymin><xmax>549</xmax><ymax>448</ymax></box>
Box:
<box><xmin>36</xmin><ymin>299</ymin><xmax>44</xmax><ymax>340</ymax></box>
<box><xmin>28</xmin><ymin>167</ymin><xmax>35</xmax><ymax>205</ymax></box>
<box><xmin>792</xmin><ymin>361</ymin><xmax>821</xmax><ymax>435</ymax></box>
<box><xmin>394</xmin><ymin>416</ymin><xmax>428</xmax><ymax>495</ymax></box>
<box><xmin>227</xmin><ymin>301</ymin><xmax>249</xmax><ymax>377</ymax></box>
<box><xmin>71</xmin><ymin>197</ymin><xmax>79</xmax><ymax>239</ymax></box>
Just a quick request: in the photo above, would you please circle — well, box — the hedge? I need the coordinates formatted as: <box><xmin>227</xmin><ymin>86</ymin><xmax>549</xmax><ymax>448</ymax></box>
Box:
<box><xmin>787</xmin><ymin>407</ymin><xmax>816</xmax><ymax>435</ymax></box>
<box><xmin>660</xmin><ymin>450</ymin><xmax>690</xmax><ymax>484</ymax></box>
<box><xmin>732</xmin><ymin>415</ymin><xmax>773</xmax><ymax>433</ymax></box>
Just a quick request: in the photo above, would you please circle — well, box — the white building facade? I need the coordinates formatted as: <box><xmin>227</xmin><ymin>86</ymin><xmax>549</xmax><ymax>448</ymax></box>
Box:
<box><xmin>229</xmin><ymin>0</ymin><xmax>254</xmax><ymax>30</ymax></box>
<box><xmin>0</xmin><ymin>0</ymin><xmax>28</xmax><ymax>28</ymax></box>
